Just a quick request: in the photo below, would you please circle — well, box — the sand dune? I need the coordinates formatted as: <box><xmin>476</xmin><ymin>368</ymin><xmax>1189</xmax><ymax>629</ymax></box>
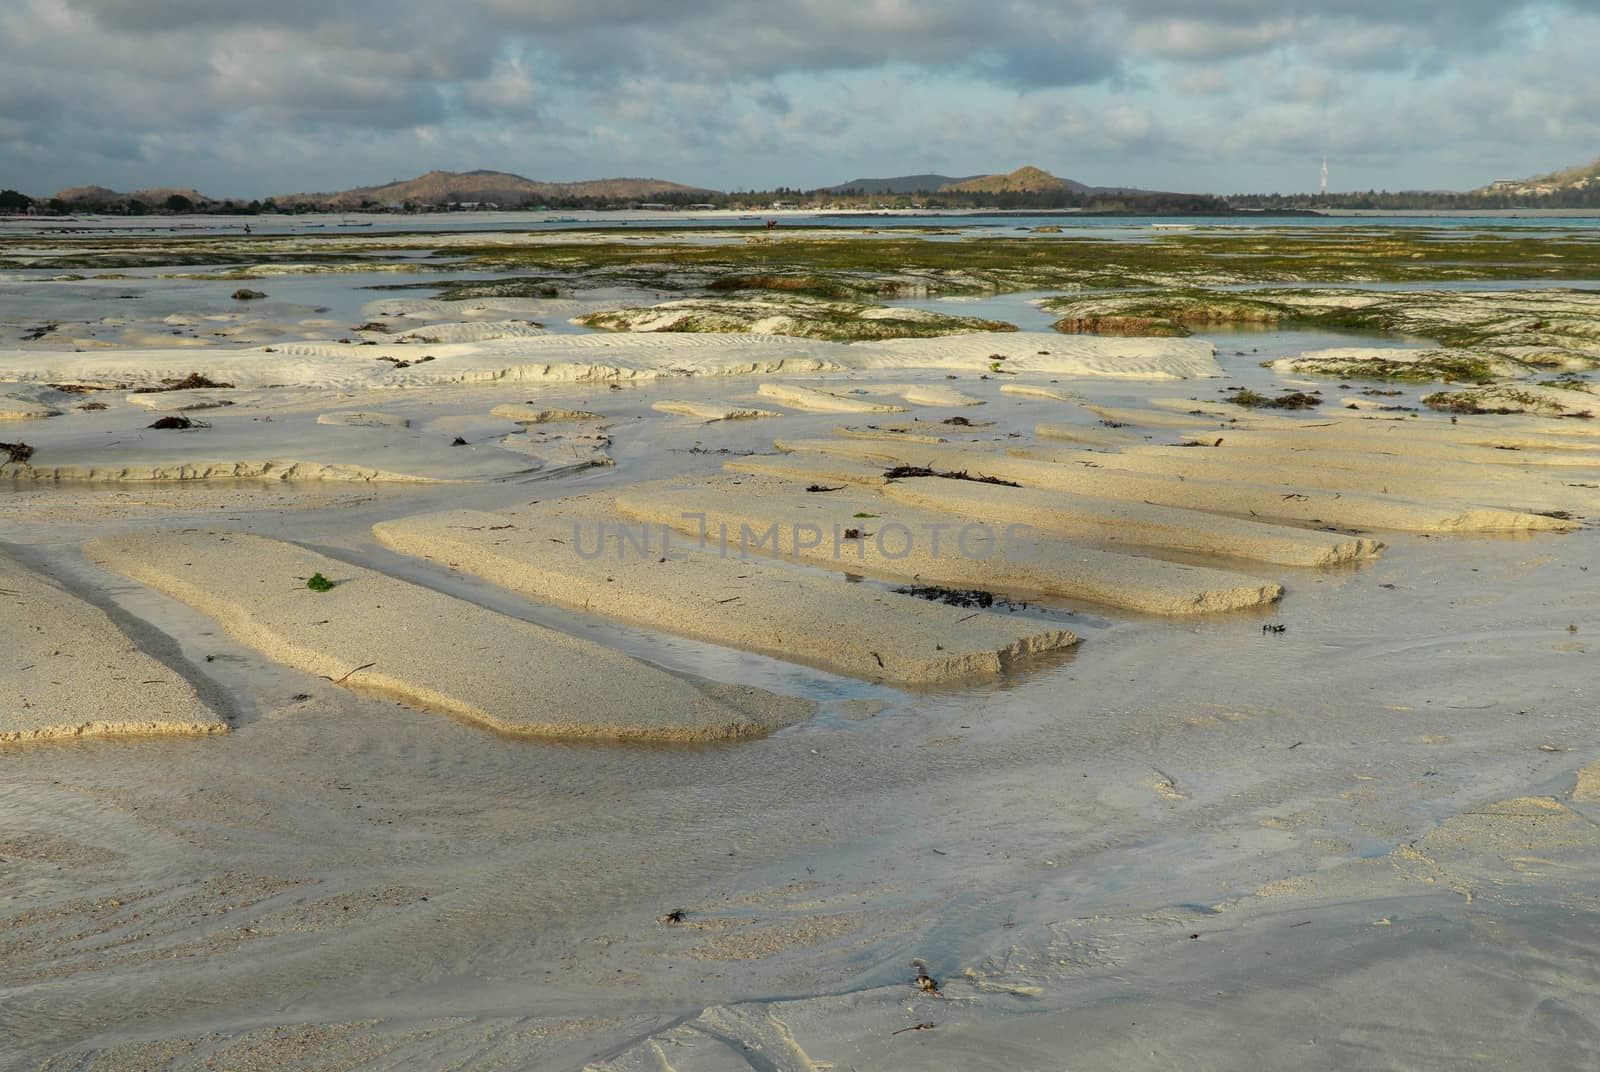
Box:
<box><xmin>373</xmin><ymin>505</ymin><xmax>1077</xmax><ymax>683</ymax></box>
<box><xmin>1</xmin><ymin>551</ymin><xmax>224</xmax><ymax>743</ymax></box>
<box><xmin>87</xmin><ymin>531</ymin><xmax>810</xmax><ymax>742</ymax></box>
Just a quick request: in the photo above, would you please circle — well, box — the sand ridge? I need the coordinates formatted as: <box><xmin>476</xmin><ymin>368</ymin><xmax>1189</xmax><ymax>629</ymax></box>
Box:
<box><xmin>775</xmin><ymin>436</ymin><xmax>1579</xmax><ymax>534</ymax></box>
<box><xmin>86</xmin><ymin>530</ymin><xmax>812</xmax><ymax>742</ymax></box>
<box><xmin>614</xmin><ymin>475</ymin><xmax>1284</xmax><ymax>615</ymax></box>
<box><xmin>372</xmin><ymin>504</ymin><xmax>1078</xmax><ymax>683</ymax></box>
<box><xmin>1</xmin><ymin>550</ymin><xmax>224</xmax><ymax>743</ymax></box>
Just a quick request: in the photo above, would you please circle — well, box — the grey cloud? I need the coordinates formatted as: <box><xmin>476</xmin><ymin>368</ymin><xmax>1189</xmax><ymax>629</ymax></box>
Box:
<box><xmin>4</xmin><ymin>0</ymin><xmax>1600</xmax><ymax>197</ymax></box>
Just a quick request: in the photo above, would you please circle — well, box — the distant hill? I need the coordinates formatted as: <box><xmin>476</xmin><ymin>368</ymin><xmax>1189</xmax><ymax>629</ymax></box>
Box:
<box><xmin>940</xmin><ymin>166</ymin><xmax>1089</xmax><ymax>195</ymax></box>
<box><xmin>821</xmin><ymin>174</ymin><xmax>984</xmax><ymax>195</ymax></box>
<box><xmin>1516</xmin><ymin>155</ymin><xmax>1593</xmax><ymax>188</ymax></box>
<box><xmin>274</xmin><ymin>169</ymin><xmax>715</xmax><ymax>208</ymax></box>
<box><xmin>1478</xmin><ymin>155</ymin><xmax>1600</xmax><ymax>195</ymax></box>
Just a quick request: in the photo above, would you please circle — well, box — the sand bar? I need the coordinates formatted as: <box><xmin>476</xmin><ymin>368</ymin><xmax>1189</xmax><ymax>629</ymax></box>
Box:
<box><xmin>880</xmin><ymin>478</ymin><xmax>1385</xmax><ymax>568</ymax></box>
<box><xmin>316</xmin><ymin>411</ymin><xmax>411</xmax><ymax>428</ymax></box>
<box><xmin>1140</xmin><ymin>403</ymin><xmax>1600</xmax><ymax>452</ymax></box>
<box><xmin>1000</xmin><ymin>383</ymin><xmax>1081</xmax><ymax>402</ymax></box>
<box><xmin>373</xmin><ymin>506</ymin><xmax>1077</xmax><ymax>683</ymax></box>
<box><xmin>1020</xmin><ymin>442</ymin><xmax>1599</xmax><ymax>517</ymax></box>
<box><xmin>848</xmin><ymin>332</ymin><xmax>1224</xmax><ymax>379</ymax></box>
<box><xmin>1170</xmin><ymin>427</ymin><xmax>1600</xmax><ymax>469</ymax></box>
<box><xmin>651</xmin><ymin>400</ymin><xmax>782</xmax><ymax>421</ymax></box>
<box><xmin>488</xmin><ymin>404</ymin><xmax>606</xmax><ymax>423</ymax></box>
<box><xmin>773</xmin><ymin>437</ymin><xmax>1579</xmax><ymax>534</ymax></box>
<box><xmin>756</xmin><ymin>383</ymin><xmax>908</xmax><ymax>413</ymax></box>
<box><xmin>1061</xmin><ymin>443</ymin><xmax>1600</xmax><ymax>515</ymax></box>
<box><xmin>86</xmin><ymin>531</ymin><xmax>810</xmax><ymax>742</ymax></box>
<box><xmin>725</xmin><ymin>454</ymin><xmax>893</xmax><ymax>486</ymax></box>
<box><xmin>3</xmin><ymin>460</ymin><xmax>447</xmax><ymax>483</ymax></box>
<box><xmin>1</xmin><ymin>550</ymin><xmax>224</xmax><ymax>743</ymax></box>
<box><xmin>614</xmin><ymin>476</ymin><xmax>1283</xmax><ymax>615</ymax></box>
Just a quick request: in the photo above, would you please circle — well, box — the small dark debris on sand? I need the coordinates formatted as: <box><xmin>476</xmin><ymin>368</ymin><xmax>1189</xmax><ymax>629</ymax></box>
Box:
<box><xmin>148</xmin><ymin>415</ymin><xmax>207</xmax><ymax>430</ymax></box>
<box><xmin>354</xmin><ymin>321</ymin><xmax>391</xmax><ymax>333</ymax></box>
<box><xmin>806</xmin><ymin>484</ymin><xmax>845</xmax><ymax>493</ymax></box>
<box><xmin>893</xmin><ymin>585</ymin><xmax>995</xmax><ymax>609</ymax></box>
<box><xmin>2</xmin><ymin>441</ymin><xmax>35</xmax><ymax>465</ymax></box>
<box><xmin>884</xmin><ymin>464</ymin><xmax>1021</xmax><ymax>487</ymax></box>
<box><xmin>659</xmin><ymin>908</ymin><xmax>686</xmax><ymax>924</ymax></box>
<box><xmin>451</xmin><ymin>436</ymin><xmax>468</xmax><ymax>446</ymax></box>
<box><xmin>48</xmin><ymin>382</ymin><xmax>120</xmax><ymax>394</ymax></box>
<box><xmin>134</xmin><ymin>372</ymin><xmax>235</xmax><ymax>393</ymax></box>
<box><xmin>379</xmin><ymin>354</ymin><xmax>437</xmax><ymax>370</ymax></box>
<box><xmin>77</xmin><ymin>401</ymin><xmax>109</xmax><ymax>411</ymax></box>
<box><xmin>942</xmin><ymin>416</ymin><xmax>973</xmax><ymax>426</ymax></box>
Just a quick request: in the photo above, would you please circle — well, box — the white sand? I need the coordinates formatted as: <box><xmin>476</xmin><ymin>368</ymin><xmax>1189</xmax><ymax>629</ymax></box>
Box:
<box><xmin>86</xmin><ymin>530</ymin><xmax>811</xmax><ymax>742</ymax></box>
<box><xmin>1024</xmin><ymin>421</ymin><xmax>1149</xmax><ymax>447</ymax></box>
<box><xmin>756</xmin><ymin>383</ymin><xmax>908</xmax><ymax>413</ymax></box>
<box><xmin>833</xmin><ymin>425</ymin><xmax>949</xmax><ymax>444</ymax></box>
<box><xmin>125</xmin><ymin>390</ymin><xmax>260</xmax><ymax>412</ymax></box>
<box><xmin>848</xmin><ymin>332</ymin><xmax>1224</xmax><ymax>379</ymax></box>
<box><xmin>725</xmin><ymin>454</ymin><xmax>893</xmax><ymax>486</ymax></box>
<box><xmin>1000</xmin><ymin>383</ymin><xmax>1081</xmax><ymax>402</ymax></box>
<box><xmin>884</xmin><ymin>384</ymin><xmax>986</xmax><ymax>407</ymax></box>
<box><xmin>316</xmin><ymin>411</ymin><xmax>412</xmax><ymax>428</ymax></box>
<box><xmin>614</xmin><ymin>476</ymin><xmax>1284</xmax><ymax>615</ymax></box>
<box><xmin>373</xmin><ymin>505</ymin><xmax>1077</xmax><ymax>683</ymax></box>
<box><xmin>0</xmin><ymin>396</ymin><xmax>61</xmax><ymax>420</ymax></box>
<box><xmin>1</xmin><ymin>551</ymin><xmax>224</xmax><ymax>743</ymax></box>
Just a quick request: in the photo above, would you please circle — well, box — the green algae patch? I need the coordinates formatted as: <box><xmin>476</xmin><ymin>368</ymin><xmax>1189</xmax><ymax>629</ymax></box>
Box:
<box><xmin>1273</xmin><ymin>350</ymin><xmax>1512</xmax><ymax>385</ymax></box>
<box><xmin>575</xmin><ymin>296</ymin><xmax>1017</xmax><ymax>342</ymax></box>
<box><xmin>1423</xmin><ymin>383</ymin><xmax>1598</xmax><ymax>418</ymax></box>
<box><xmin>1224</xmin><ymin>388</ymin><xmax>1323</xmax><ymax>410</ymax></box>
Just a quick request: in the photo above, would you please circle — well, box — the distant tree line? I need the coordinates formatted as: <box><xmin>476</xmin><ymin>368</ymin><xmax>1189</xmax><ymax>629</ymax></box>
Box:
<box><xmin>12</xmin><ymin>182</ymin><xmax>1599</xmax><ymax>217</ymax></box>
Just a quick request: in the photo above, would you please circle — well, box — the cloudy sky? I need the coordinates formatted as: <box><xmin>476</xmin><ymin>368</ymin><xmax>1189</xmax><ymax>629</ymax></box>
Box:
<box><xmin>3</xmin><ymin>0</ymin><xmax>1598</xmax><ymax>198</ymax></box>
